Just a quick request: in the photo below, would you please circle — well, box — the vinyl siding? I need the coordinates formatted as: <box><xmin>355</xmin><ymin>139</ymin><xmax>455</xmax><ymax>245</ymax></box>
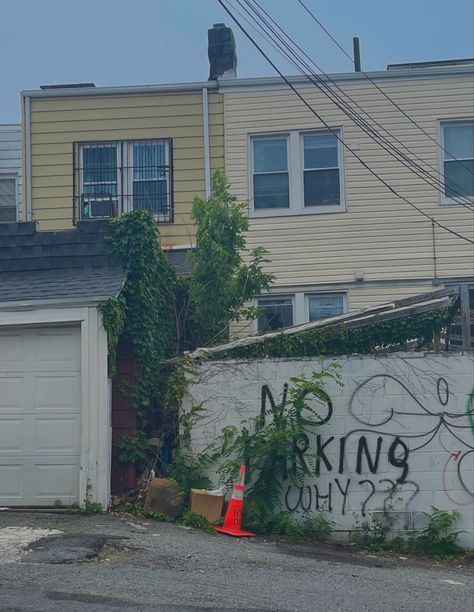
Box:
<box><xmin>25</xmin><ymin>91</ymin><xmax>224</xmax><ymax>243</ymax></box>
<box><xmin>0</xmin><ymin>124</ymin><xmax>22</xmax><ymax>219</ymax></box>
<box><xmin>224</xmin><ymin>74</ymin><xmax>474</xmax><ymax>296</ymax></box>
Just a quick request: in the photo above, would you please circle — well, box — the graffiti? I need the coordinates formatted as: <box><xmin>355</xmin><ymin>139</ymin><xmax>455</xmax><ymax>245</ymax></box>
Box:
<box><xmin>258</xmin><ymin>374</ymin><xmax>474</xmax><ymax>516</ymax></box>
<box><xmin>186</xmin><ymin>354</ymin><xmax>474</xmax><ymax>546</ymax></box>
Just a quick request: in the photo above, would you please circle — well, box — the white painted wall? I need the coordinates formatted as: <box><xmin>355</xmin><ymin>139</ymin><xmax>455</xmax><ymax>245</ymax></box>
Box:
<box><xmin>0</xmin><ymin>124</ymin><xmax>22</xmax><ymax>219</ymax></box>
<box><xmin>184</xmin><ymin>353</ymin><xmax>474</xmax><ymax>547</ymax></box>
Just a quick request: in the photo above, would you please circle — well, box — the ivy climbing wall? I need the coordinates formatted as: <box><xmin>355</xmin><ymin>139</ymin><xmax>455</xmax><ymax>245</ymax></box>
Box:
<box><xmin>183</xmin><ymin>353</ymin><xmax>474</xmax><ymax>546</ymax></box>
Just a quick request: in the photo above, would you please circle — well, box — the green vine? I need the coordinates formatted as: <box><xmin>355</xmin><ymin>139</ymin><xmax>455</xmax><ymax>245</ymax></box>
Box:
<box><xmin>99</xmin><ymin>296</ymin><xmax>126</xmax><ymax>376</ymax></box>
<box><xmin>218</xmin><ymin>308</ymin><xmax>453</xmax><ymax>360</ymax></box>
<box><xmin>101</xmin><ymin>210</ymin><xmax>177</xmax><ymax>427</ymax></box>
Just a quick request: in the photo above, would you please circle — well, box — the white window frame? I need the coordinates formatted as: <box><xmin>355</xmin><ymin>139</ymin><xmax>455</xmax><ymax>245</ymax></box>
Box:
<box><xmin>79</xmin><ymin>139</ymin><xmax>171</xmax><ymax>219</ymax></box>
<box><xmin>438</xmin><ymin>118</ymin><xmax>474</xmax><ymax>206</ymax></box>
<box><xmin>249</xmin><ymin>128</ymin><xmax>345</xmax><ymax>218</ymax></box>
<box><xmin>255</xmin><ymin>294</ymin><xmax>295</xmax><ymax>333</ymax></box>
<box><xmin>79</xmin><ymin>142</ymin><xmax>121</xmax><ymax>216</ymax></box>
<box><xmin>0</xmin><ymin>172</ymin><xmax>19</xmax><ymax>223</ymax></box>
<box><xmin>123</xmin><ymin>139</ymin><xmax>170</xmax><ymax>214</ymax></box>
<box><xmin>305</xmin><ymin>292</ymin><xmax>347</xmax><ymax>322</ymax></box>
<box><xmin>253</xmin><ymin>290</ymin><xmax>347</xmax><ymax>334</ymax></box>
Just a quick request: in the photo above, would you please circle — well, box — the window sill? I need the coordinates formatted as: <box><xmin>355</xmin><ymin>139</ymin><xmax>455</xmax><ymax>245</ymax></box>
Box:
<box><xmin>440</xmin><ymin>197</ymin><xmax>474</xmax><ymax>206</ymax></box>
<box><xmin>249</xmin><ymin>204</ymin><xmax>346</xmax><ymax>218</ymax></box>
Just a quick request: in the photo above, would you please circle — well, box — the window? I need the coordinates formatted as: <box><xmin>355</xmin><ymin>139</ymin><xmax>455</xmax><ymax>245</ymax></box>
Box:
<box><xmin>257</xmin><ymin>297</ymin><xmax>294</xmax><ymax>332</ymax></box>
<box><xmin>307</xmin><ymin>294</ymin><xmax>345</xmax><ymax>321</ymax></box>
<box><xmin>75</xmin><ymin>139</ymin><xmax>172</xmax><ymax>222</ymax></box>
<box><xmin>252</xmin><ymin>137</ymin><xmax>289</xmax><ymax>209</ymax></box>
<box><xmin>0</xmin><ymin>176</ymin><xmax>17</xmax><ymax>223</ymax></box>
<box><xmin>303</xmin><ymin>133</ymin><xmax>340</xmax><ymax>206</ymax></box>
<box><xmin>250</xmin><ymin>129</ymin><xmax>343</xmax><ymax>216</ymax></box>
<box><xmin>441</xmin><ymin>121</ymin><xmax>474</xmax><ymax>203</ymax></box>
<box><xmin>255</xmin><ymin>291</ymin><xmax>346</xmax><ymax>333</ymax></box>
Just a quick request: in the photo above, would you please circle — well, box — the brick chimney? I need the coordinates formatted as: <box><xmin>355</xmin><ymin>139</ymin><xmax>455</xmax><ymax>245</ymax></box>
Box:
<box><xmin>208</xmin><ymin>23</ymin><xmax>237</xmax><ymax>80</ymax></box>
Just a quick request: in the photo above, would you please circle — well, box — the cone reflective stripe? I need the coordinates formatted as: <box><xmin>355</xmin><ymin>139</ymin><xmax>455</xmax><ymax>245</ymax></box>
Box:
<box><xmin>215</xmin><ymin>465</ymin><xmax>255</xmax><ymax>537</ymax></box>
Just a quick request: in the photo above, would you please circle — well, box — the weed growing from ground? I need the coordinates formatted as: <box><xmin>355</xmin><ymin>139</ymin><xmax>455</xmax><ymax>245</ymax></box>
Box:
<box><xmin>354</xmin><ymin>508</ymin><xmax>465</xmax><ymax>559</ymax></box>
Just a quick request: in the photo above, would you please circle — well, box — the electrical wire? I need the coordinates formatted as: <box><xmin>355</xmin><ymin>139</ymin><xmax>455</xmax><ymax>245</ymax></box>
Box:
<box><xmin>236</xmin><ymin>0</ymin><xmax>474</xmax><ymax>209</ymax></box>
<box><xmin>217</xmin><ymin>0</ymin><xmax>474</xmax><ymax>245</ymax></box>
<box><xmin>296</xmin><ymin>0</ymin><xmax>474</xmax><ymax>178</ymax></box>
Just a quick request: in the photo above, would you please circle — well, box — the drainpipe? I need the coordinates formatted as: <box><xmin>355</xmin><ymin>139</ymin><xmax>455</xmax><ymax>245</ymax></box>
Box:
<box><xmin>23</xmin><ymin>94</ymin><xmax>32</xmax><ymax>221</ymax></box>
<box><xmin>202</xmin><ymin>87</ymin><xmax>211</xmax><ymax>198</ymax></box>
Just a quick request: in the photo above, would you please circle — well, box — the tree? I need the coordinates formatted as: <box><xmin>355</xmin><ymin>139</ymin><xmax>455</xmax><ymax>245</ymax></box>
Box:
<box><xmin>181</xmin><ymin>171</ymin><xmax>273</xmax><ymax>348</ymax></box>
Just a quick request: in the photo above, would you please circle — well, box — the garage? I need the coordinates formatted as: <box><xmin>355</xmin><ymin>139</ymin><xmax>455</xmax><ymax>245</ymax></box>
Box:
<box><xmin>0</xmin><ymin>220</ymin><xmax>125</xmax><ymax>508</ymax></box>
<box><xmin>0</xmin><ymin>326</ymin><xmax>82</xmax><ymax>506</ymax></box>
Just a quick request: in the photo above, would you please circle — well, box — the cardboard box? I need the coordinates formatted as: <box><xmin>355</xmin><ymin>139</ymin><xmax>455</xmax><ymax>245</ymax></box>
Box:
<box><xmin>190</xmin><ymin>489</ymin><xmax>225</xmax><ymax>524</ymax></box>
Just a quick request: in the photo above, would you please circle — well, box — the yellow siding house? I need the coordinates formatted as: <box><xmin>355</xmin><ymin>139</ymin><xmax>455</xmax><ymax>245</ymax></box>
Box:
<box><xmin>20</xmin><ymin>82</ymin><xmax>223</xmax><ymax>248</ymax></box>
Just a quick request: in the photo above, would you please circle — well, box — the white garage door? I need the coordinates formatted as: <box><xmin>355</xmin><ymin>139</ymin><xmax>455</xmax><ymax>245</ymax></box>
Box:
<box><xmin>0</xmin><ymin>326</ymin><xmax>82</xmax><ymax>506</ymax></box>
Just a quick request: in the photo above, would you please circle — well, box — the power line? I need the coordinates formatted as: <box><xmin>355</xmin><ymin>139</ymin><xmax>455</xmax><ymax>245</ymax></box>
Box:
<box><xmin>236</xmin><ymin>0</ymin><xmax>474</xmax><ymax>209</ymax></box>
<box><xmin>296</xmin><ymin>0</ymin><xmax>474</xmax><ymax>178</ymax></box>
<box><xmin>217</xmin><ymin>0</ymin><xmax>474</xmax><ymax>245</ymax></box>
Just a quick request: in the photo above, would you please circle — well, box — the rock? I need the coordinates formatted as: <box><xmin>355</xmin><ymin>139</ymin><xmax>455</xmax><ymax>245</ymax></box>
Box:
<box><xmin>147</xmin><ymin>437</ymin><xmax>161</xmax><ymax>448</ymax></box>
<box><xmin>144</xmin><ymin>478</ymin><xmax>184</xmax><ymax>517</ymax></box>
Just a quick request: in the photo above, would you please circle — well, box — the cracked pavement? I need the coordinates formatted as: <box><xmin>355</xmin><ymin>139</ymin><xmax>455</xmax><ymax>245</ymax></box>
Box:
<box><xmin>0</xmin><ymin>511</ymin><xmax>472</xmax><ymax>611</ymax></box>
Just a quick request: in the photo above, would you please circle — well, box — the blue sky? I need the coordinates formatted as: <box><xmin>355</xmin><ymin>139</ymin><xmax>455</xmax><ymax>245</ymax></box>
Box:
<box><xmin>1</xmin><ymin>0</ymin><xmax>473</xmax><ymax>122</ymax></box>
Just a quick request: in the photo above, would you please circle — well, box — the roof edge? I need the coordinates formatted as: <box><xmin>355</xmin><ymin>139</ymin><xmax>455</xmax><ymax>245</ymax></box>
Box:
<box><xmin>22</xmin><ymin>80</ymin><xmax>219</xmax><ymax>99</ymax></box>
<box><xmin>217</xmin><ymin>64</ymin><xmax>474</xmax><ymax>92</ymax></box>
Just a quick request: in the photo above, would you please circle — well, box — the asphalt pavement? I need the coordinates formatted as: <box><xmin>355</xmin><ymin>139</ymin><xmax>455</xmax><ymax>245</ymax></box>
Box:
<box><xmin>0</xmin><ymin>511</ymin><xmax>472</xmax><ymax>611</ymax></box>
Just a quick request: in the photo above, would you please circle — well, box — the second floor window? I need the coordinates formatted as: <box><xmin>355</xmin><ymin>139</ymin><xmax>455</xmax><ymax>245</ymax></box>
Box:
<box><xmin>441</xmin><ymin>120</ymin><xmax>474</xmax><ymax>203</ymax></box>
<box><xmin>0</xmin><ymin>175</ymin><xmax>17</xmax><ymax>223</ymax></box>
<box><xmin>250</xmin><ymin>129</ymin><xmax>343</xmax><ymax>216</ymax></box>
<box><xmin>75</xmin><ymin>139</ymin><xmax>173</xmax><ymax>222</ymax></box>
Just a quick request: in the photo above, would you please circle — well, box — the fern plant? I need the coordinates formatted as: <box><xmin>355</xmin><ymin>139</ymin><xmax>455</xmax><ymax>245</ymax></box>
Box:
<box><xmin>214</xmin><ymin>363</ymin><xmax>342</xmax><ymax>512</ymax></box>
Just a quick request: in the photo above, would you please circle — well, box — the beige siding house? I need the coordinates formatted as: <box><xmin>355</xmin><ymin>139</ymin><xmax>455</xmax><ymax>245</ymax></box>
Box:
<box><xmin>0</xmin><ymin>124</ymin><xmax>22</xmax><ymax>222</ymax></box>
<box><xmin>221</xmin><ymin>62</ymin><xmax>474</xmax><ymax>335</ymax></box>
<box><xmin>20</xmin><ymin>84</ymin><xmax>223</xmax><ymax>247</ymax></box>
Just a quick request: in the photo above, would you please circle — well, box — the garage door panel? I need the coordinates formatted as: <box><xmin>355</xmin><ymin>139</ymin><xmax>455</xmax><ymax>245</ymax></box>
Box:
<box><xmin>0</xmin><ymin>333</ymin><xmax>24</xmax><ymax>368</ymax></box>
<box><xmin>0</xmin><ymin>463</ymin><xmax>27</xmax><ymax>503</ymax></box>
<box><xmin>34</xmin><ymin>374</ymin><xmax>81</xmax><ymax>412</ymax></box>
<box><xmin>0</xmin><ymin>419</ymin><xmax>26</xmax><ymax>453</ymax></box>
<box><xmin>0</xmin><ymin>376</ymin><xmax>25</xmax><ymax>412</ymax></box>
<box><xmin>35</xmin><ymin>416</ymin><xmax>81</xmax><ymax>453</ymax></box>
<box><xmin>33</xmin><ymin>460</ymin><xmax>79</xmax><ymax>504</ymax></box>
<box><xmin>34</xmin><ymin>329</ymin><xmax>81</xmax><ymax>371</ymax></box>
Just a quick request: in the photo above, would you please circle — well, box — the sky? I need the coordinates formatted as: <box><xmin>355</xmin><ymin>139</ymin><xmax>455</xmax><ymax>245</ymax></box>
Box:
<box><xmin>1</xmin><ymin>0</ymin><xmax>473</xmax><ymax>123</ymax></box>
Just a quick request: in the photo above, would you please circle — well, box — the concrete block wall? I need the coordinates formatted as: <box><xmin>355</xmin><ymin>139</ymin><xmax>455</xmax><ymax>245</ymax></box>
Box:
<box><xmin>183</xmin><ymin>353</ymin><xmax>474</xmax><ymax>547</ymax></box>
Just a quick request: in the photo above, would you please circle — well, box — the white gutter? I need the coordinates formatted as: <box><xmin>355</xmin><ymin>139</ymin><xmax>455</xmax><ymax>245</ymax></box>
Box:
<box><xmin>23</xmin><ymin>94</ymin><xmax>32</xmax><ymax>221</ymax></box>
<box><xmin>202</xmin><ymin>87</ymin><xmax>211</xmax><ymax>198</ymax></box>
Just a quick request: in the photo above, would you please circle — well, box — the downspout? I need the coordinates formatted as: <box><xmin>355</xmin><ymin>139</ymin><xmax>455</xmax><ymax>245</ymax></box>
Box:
<box><xmin>23</xmin><ymin>94</ymin><xmax>32</xmax><ymax>221</ymax></box>
<box><xmin>202</xmin><ymin>87</ymin><xmax>211</xmax><ymax>198</ymax></box>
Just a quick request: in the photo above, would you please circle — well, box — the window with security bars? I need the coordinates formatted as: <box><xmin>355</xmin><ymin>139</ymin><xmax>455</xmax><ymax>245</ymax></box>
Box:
<box><xmin>73</xmin><ymin>139</ymin><xmax>173</xmax><ymax>222</ymax></box>
<box><xmin>0</xmin><ymin>176</ymin><xmax>17</xmax><ymax>223</ymax></box>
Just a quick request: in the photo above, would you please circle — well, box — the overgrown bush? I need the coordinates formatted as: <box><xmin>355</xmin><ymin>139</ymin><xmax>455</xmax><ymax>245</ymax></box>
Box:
<box><xmin>212</xmin><ymin>364</ymin><xmax>342</xmax><ymax>512</ymax></box>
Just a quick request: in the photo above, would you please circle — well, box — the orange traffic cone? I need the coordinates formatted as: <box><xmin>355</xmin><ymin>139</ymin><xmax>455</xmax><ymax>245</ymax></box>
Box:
<box><xmin>215</xmin><ymin>465</ymin><xmax>255</xmax><ymax>537</ymax></box>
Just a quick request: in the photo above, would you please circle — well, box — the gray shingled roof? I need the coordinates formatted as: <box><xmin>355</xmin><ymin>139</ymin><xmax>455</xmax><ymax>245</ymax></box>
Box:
<box><xmin>0</xmin><ymin>220</ymin><xmax>192</xmax><ymax>304</ymax></box>
<box><xmin>0</xmin><ymin>268</ymin><xmax>125</xmax><ymax>303</ymax></box>
<box><xmin>0</xmin><ymin>221</ymin><xmax>124</xmax><ymax>304</ymax></box>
